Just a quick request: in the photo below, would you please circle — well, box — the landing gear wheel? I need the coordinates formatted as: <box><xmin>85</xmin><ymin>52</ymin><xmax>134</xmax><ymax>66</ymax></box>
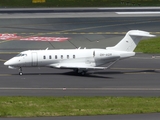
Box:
<box><xmin>81</xmin><ymin>71</ymin><xmax>86</xmax><ymax>76</ymax></box>
<box><xmin>73</xmin><ymin>69</ymin><xmax>78</xmax><ymax>73</ymax></box>
<box><xmin>19</xmin><ymin>72</ymin><xmax>23</xmax><ymax>76</ymax></box>
<box><xmin>19</xmin><ymin>67</ymin><xmax>23</xmax><ymax>76</ymax></box>
<box><xmin>74</xmin><ymin>69</ymin><xmax>87</xmax><ymax>76</ymax></box>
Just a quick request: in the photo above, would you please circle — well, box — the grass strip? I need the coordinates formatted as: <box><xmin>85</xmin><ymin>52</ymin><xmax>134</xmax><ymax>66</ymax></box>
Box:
<box><xmin>135</xmin><ymin>37</ymin><xmax>160</xmax><ymax>53</ymax></box>
<box><xmin>0</xmin><ymin>0</ymin><xmax>160</xmax><ymax>7</ymax></box>
<box><xmin>0</xmin><ymin>96</ymin><xmax>160</xmax><ymax>117</ymax></box>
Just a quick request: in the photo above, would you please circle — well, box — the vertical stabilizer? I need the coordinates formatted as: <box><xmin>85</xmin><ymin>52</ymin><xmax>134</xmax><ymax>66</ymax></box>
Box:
<box><xmin>106</xmin><ymin>30</ymin><xmax>155</xmax><ymax>52</ymax></box>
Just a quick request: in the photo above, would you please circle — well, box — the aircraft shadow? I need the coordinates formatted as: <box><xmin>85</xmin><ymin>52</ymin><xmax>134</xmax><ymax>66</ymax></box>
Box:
<box><xmin>12</xmin><ymin>69</ymin><xmax>159</xmax><ymax>79</ymax></box>
<box><xmin>12</xmin><ymin>71</ymin><xmax>113</xmax><ymax>79</ymax></box>
<box><xmin>61</xmin><ymin>71</ymin><xmax>113</xmax><ymax>79</ymax></box>
<box><xmin>94</xmin><ymin>69</ymin><xmax>159</xmax><ymax>75</ymax></box>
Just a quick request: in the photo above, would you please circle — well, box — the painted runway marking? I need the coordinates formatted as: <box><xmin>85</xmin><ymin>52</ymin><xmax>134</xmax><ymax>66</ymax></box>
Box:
<box><xmin>0</xmin><ymin>34</ymin><xmax>21</xmax><ymax>40</ymax></box>
<box><xmin>0</xmin><ymin>59</ymin><xmax>6</xmax><ymax>62</ymax></box>
<box><xmin>116</xmin><ymin>12</ymin><xmax>160</xmax><ymax>14</ymax></box>
<box><xmin>20</xmin><ymin>37</ymin><xmax>69</xmax><ymax>41</ymax></box>
<box><xmin>0</xmin><ymin>87</ymin><xmax>159</xmax><ymax>91</ymax></box>
<box><xmin>0</xmin><ymin>34</ymin><xmax>69</xmax><ymax>42</ymax></box>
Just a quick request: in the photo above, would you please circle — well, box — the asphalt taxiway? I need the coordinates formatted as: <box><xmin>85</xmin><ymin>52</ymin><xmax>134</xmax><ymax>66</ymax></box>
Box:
<box><xmin>0</xmin><ymin>8</ymin><xmax>160</xmax><ymax>120</ymax></box>
<box><xmin>1</xmin><ymin>53</ymin><xmax>160</xmax><ymax>96</ymax></box>
<box><xmin>0</xmin><ymin>13</ymin><xmax>160</xmax><ymax>96</ymax></box>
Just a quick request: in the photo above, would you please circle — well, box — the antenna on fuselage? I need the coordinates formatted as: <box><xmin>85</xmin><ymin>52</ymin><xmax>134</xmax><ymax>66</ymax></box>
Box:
<box><xmin>45</xmin><ymin>48</ymin><xmax>49</xmax><ymax>50</ymax></box>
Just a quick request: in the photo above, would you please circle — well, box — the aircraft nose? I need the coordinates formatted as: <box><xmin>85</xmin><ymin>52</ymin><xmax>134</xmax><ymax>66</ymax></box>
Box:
<box><xmin>4</xmin><ymin>58</ymin><xmax>21</xmax><ymax>66</ymax></box>
<box><xmin>4</xmin><ymin>60</ymin><xmax>11</xmax><ymax>66</ymax></box>
<box><xmin>4</xmin><ymin>59</ymin><xmax>16</xmax><ymax>66</ymax></box>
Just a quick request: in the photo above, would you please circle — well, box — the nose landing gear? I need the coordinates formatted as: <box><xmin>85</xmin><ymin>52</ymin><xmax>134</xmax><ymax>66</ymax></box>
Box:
<box><xmin>19</xmin><ymin>67</ymin><xmax>23</xmax><ymax>76</ymax></box>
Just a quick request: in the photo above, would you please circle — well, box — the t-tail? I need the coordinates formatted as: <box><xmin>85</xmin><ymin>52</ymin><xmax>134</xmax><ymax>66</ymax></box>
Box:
<box><xmin>106</xmin><ymin>30</ymin><xmax>156</xmax><ymax>52</ymax></box>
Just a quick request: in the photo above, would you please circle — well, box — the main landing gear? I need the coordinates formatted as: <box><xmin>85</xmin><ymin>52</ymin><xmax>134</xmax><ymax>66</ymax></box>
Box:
<box><xmin>74</xmin><ymin>69</ymin><xmax>87</xmax><ymax>76</ymax></box>
<box><xmin>81</xmin><ymin>71</ymin><xmax>86</xmax><ymax>76</ymax></box>
<box><xmin>19</xmin><ymin>67</ymin><xmax>23</xmax><ymax>76</ymax></box>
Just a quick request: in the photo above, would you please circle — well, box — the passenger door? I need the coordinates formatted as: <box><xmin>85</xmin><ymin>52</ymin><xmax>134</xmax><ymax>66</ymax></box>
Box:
<box><xmin>32</xmin><ymin>52</ymin><xmax>38</xmax><ymax>66</ymax></box>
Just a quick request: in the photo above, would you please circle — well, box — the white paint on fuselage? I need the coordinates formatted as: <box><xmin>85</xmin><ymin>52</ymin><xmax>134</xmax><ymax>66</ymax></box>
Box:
<box><xmin>5</xmin><ymin>48</ymin><xmax>135</xmax><ymax>68</ymax></box>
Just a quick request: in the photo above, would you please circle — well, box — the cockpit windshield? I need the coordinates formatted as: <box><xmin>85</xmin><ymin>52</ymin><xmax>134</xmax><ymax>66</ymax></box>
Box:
<box><xmin>15</xmin><ymin>53</ymin><xmax>27</xmax><ymax>57</ymax></box>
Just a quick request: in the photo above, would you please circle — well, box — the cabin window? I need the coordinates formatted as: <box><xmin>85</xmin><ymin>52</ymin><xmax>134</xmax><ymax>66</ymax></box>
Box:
<box><xmin>55</xmin><ymin>55</ymin><xmax>57</xmax><ymax>59</ymax></box>
<box><xmin>73</xmin><ymin>55</ymin><xmax>75</xmax><ymax>59</ymax></box>
<box><xmin>43</xmin><ymin>56</ymin><xmax>46</xmax><ymax>59</ymax></box>
<box><xmin>67</xmin><ymin>55</ymin><xmax>69</xmax><ymax>59</ymax></box>
<box><xmin>49</xmin><ymin>55</ymin><xmax>52</xmax><ymax>59</ymax></box>
<box><xmin>61</xmin><ymin>55</ymin><xmax>63</xmax><ymax>59</ymax></box>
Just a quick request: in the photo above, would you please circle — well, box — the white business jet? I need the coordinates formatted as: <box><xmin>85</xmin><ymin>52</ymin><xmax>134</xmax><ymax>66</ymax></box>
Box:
<box><xmin>4</xmin><ymin>30</ymin><xmax>155</xmax><ymax>75</ymax></box>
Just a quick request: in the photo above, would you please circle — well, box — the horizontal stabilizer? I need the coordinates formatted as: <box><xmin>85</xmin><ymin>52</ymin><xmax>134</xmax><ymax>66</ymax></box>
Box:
<box><xmin>129</xmin><ymin>30</ymin><xmax>156</xmax><ymax>37</ymax></box>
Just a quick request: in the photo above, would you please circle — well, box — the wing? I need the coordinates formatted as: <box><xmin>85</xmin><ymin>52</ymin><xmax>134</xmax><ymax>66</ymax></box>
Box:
<box><xmin>49</xmin><ymin>63</ymin><xmax>107</xmax><ymax>70</ymax></box>
<box><xmin>49</xmin><ymin>59</ymin><xmax>119</xmax><ymax>70</ymax></box>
